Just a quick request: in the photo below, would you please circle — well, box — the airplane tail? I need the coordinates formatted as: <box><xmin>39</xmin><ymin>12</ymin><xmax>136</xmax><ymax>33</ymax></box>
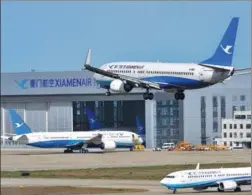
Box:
<box><xmin>84</xmin><ymin>107</ymin><xmax>102</xmax><ymax>130</ymax></box>
<box><xmin>200</xmin><ymin>17</ymin><xmax>239</xmax><ymax>67</ymax></box>
<box><xmin>136</xmin><ymin>116</ymin><xmax>145</xmax><ymax>135</ymax></box>
<box><xmin>8</xmin><ymin>109</ymin><xmax>32</xmax><ymax>135</ymax></box>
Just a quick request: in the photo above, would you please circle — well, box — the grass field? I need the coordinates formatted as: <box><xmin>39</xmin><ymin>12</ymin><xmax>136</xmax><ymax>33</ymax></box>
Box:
<box><xmin>1</xmin><ymin>186</ymin><xmax>147</xmax><ymax>195</ymax></box>
<box><xmin>1</xmin><ymin>162</ymin><xmax>249</xmax><ymax>180</ymax></box>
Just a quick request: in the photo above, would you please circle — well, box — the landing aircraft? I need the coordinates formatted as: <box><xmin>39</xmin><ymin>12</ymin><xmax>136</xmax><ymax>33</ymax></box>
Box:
<box><xmin>84</xmin><ymin>17</ymin><xmax>250</xmax><ymax>100</ymax></box>
<box><xmin>1</xmin><ymin>109</ymin><xmax>143</xmax><ymax>153</ymax></box>
<box><xmin>160</xmin><ymin>163</ymin><xmax>251</xmax><ymax>194</ymax></box>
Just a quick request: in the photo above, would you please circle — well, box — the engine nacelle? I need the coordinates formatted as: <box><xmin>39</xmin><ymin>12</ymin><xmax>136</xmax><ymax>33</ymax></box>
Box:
<box><xmin>100</xmin><ymin>141</ymin><xmax>116</xmax><ymax>151</ymax></box>
<box><xmin>219</xmin><ymin>180</ymin><xmax>237</xmax><ymax>191</ymax></box>
<box><xmin>110</xmin><ymin>79</ymin><xmax>133</xmax><ymax>93</ymax></box>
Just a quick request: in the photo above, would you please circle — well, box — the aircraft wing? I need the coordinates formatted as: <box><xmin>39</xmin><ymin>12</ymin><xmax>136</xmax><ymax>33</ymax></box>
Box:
<box><xmin>65</xmin><ymin>134</ymin><xmax>103</xmax><ymax>149</ymax></box>
<box><xmin>84</xmin><ymin>64</ymin><xmax>162</xmax><ymax>90</ymax></box>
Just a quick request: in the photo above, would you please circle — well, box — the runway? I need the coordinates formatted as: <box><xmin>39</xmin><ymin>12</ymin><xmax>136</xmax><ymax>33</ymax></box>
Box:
<box><xmin>1</xmin><ymin>149</ymin><xmax>250</xmax><ymax>171</ymax></box>
<box><xmin>1</xmin><ymin>178</ymin><xmax>252</xmax><ymax>195</ymax></box>
<box><xmin>2</xmin><ymin>149</ymin><xmax>251</xmax><ymax>194</ymax></box>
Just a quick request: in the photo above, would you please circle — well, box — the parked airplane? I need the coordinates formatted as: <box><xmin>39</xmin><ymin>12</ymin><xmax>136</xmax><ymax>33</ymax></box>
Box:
<box><xmin>1</xmin><ymin>109</ymin><xmax>143</xmax><ymax>153</ymax></box>
<box><xmin>84</xmin><ymin>17</ymin><xmax>250</xmax><ymax>100</ymax></box>
<box><xmin>160</xmin><ymin>163</ymin><xmax>251</xmax><ymax>194</ymax></box>
<box><xmin>85</xmin><ymin>107</ymin><xmax>146</xmax><ymax>146</ymax></box>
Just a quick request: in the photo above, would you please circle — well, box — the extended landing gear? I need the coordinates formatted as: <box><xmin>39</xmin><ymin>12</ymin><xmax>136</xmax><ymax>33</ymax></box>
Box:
<box><xmin>143</xmin><ymin>89</ymin><xmax>154</xmax><ymax>100</ymax></box>
<box><xmin>217</xmin><ymin>188</ymin><xmax>224</xmax><ymax>192</ymax></box>
<box><xmin>64</xmin><ymin>149</ymin><xmax>73</xmax><ymax>153</ymax></box>
<box><xmin>172</xmin><ymin>188</ymin><xmax>177</xmax><ymax>194</ymax></box>
<box><xmin>174</xmin><ymin>91</ymin><xmax>185</xmax><ymax>100</ymax></box>
<box><xmin>105</xmin><ymin>91</ymin><xmax>111</xmax><ymax>96</ymax></box>
<box><xmin>234</xmin><ymin>187</ymin><xmax>241</xmax><ymax>192</ymax></box>
<box><xmin>79</xmin><ymin>148</ymin><xmax>89</xmax><ymax>153</ymax></box>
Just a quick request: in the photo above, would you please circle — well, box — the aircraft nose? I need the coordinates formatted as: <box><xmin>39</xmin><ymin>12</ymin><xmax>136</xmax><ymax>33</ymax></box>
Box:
<box><xmin>138</xmin><ymin>137</ymin><xmax>143</xmax><ymax>144</ymax></box>
<box><xmin>160</xmin><ymin>178</ymin><xmax>166</xmax><ymax>185</ymax></box>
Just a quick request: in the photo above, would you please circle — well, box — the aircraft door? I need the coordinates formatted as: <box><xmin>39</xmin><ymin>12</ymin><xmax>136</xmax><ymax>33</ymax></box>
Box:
<box><xmin>199</xmin><ymin>67</ymin><xmax>204</xmax><ymax>81</ymax></box>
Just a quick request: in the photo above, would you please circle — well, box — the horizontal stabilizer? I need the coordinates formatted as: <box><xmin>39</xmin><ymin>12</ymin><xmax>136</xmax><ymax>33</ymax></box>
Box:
<box><xmin>198</xmin><ymin>63</ymin><xmax>233</xmax><ymax>71</ymax></box>
<box><xmin>233</xmin><ymin>68</ymin><xmax>251</xmax><ymax>76</ymax></box>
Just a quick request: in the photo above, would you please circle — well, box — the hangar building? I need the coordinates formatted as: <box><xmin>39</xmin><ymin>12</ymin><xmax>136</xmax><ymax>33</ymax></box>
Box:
<box><xmin>1</xmin><ymin>70</ymin><xmax>183</xmax><ymax>149</ymax></box>
<box><xmin>1</xmin><ymin>70</ymin><xmax>250</xmax><ymax>148</ymax></box>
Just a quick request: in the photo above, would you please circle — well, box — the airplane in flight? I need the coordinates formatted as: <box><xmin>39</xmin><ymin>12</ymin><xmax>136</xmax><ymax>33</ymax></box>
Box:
<box><xmin>160</xmin><ymin>163</ymin><xmax>251</xmax><ymax>194</ymax></box>
<box><xmin>84</xmin><ymin>17</ymin><xmax>250</xmax><ymax>100</ymax></box>
<box><xmin>1</xmin><ymin>109</ymin><xmax>143</xmax><ymax>153</ymax></box>
<box><xmin>85</xmin><ymin>107</ymin><xmax>146</xmax><ymax>146</ymax></box>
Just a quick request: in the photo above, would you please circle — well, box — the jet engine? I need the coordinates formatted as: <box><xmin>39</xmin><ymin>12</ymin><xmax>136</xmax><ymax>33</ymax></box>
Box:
<box><xmin>218</xmin><ymin>180</ymin><xmax>237</xmax><ymax>191</ymax></box>
<box><xmin>100</xmin><ymin>141</ymin><xmax>116</xmax><ymax>151</ymax></box>
<box><xmin>110</xmin><ymin>79</ymin><xmax>133</xmax><ymax>93</ymax></box>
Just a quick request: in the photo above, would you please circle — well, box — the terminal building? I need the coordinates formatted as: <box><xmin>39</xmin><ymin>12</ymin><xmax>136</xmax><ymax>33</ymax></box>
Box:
<box><xmin>214</xmin><ymin>111</ymin><xmax>251</xmax><ymax>149</ymax></box>
<box><xmin>1</xmin><ymin>70</ymin><xmax>251</xmax><ymax>148</ymax></box>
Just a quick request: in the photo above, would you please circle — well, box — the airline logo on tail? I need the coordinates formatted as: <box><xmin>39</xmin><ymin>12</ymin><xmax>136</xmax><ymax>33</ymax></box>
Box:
<box><xmin>15</xmin><ymin>123</ymin><xmax>24</xmax><ymax>128</ymax></box>
<box><xmin>220</xmin><ymin>45</ymin><xmax>233</xmax><ymax>54</ymax></box>
<box><xmin>88</xmin><ymin>118</ymin><xmax>96</xmax><ymax>124</ymax></box>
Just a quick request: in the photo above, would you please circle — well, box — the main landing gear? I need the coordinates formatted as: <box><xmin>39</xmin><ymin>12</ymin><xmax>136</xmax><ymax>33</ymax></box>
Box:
<box><xmin>79</xmin><ymin>148</ymin><xmax>89</xmax><ymax>153</ymax></box>
<box><xmin>174</xmin><ymin>91</ymin><xmax>185</xmax><ymax>100</ymax></box>
<box><xmin>105</xmin><ymin>89</ymin><xmax>111</xmax><ymax>96</ymax></box>
<box><xmin>143</xmin><ymin>89</ymin><xmax>154</xmax><ymax>100</ymax></box>
<box><xmin>64</xmin><ymin>149</ymin><xmax>73</xmax><ymax>153</ymax></box>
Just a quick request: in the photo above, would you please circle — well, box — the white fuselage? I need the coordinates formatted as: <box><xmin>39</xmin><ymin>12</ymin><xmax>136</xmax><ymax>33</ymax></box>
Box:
<box><xmin>160</xmin><ymin>167</ymin><xmax>251</xmax><ymax>190</ymax></box>
<box><xmin>12</xmin><ymin>131</ymin><xmax>142</xmax><ymax>149</ymax></box>
<box><xmin>93</xmin><ymin>62</ymin><xmax>233</xmax><ymax>91</ymax></box>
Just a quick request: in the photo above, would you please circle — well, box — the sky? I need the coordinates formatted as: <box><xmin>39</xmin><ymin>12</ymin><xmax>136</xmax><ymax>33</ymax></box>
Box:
<box><xmin>1</xmin><ymin>1</ymin><xmax>251</xmax><ymax>72</ymax></box>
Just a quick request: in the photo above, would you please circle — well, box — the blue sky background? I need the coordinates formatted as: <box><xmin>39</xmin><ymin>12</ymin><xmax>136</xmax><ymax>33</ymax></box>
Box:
<box><xmin>2</xmin><ymin>1</ymin><xmax>251</xmax><ymax>72</ymax></box>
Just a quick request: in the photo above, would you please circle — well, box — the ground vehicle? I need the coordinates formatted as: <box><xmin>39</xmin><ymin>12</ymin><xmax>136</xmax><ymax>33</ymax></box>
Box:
<box><xmin>161</xmin><ymin>142</ymin><xmax>175</xmax><ymax>149</ymax></box>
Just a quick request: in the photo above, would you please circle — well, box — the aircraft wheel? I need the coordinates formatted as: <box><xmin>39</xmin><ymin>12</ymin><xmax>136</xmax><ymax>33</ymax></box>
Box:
<box><xmin>174</xmin><ymin>93</ymin><xmax>180</xmax><ymax>100</ymax></box>
<box><xmin>217</xmin><ymin>188</ymin><xmax>224</xmax><ymax>192</ymax></box>
<box><xmin>179</xmin><ymin>92</ymin><xmax>185</xmax><ymax>100</ymax></box>
<box><xmin>105</xmin><ymin>91</ymin><xmax>111</xmax><ymax>96</ymax></box>
<box><xmin>174</xmin><ymin>92</ymin><xmax>185</xmax><ymax>100</ymax></box>
<box><xmin>234</xmin><ymin>187</ymin><xmax>241</xmax><ymax>192</ymax></box>
<box><xmin>143</xmin><ymin>93</ymin><xmax>149</xmax><ymax>100</ymax></box>
<box><xmin>148</xmin><ymin>93</ymin><xmax>154</xmax><ymax>100</ymax></box>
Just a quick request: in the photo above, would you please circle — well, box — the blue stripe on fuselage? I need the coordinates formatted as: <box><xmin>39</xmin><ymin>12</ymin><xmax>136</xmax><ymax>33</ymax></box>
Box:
<box><xmin>161</xmin><ymin>176</ymin><xmax>251</xmax><ymax>189</ymax></box>
<box><xmin>95</xmin><ymin>76</ymin><xmax>212</xmax><ymax>90</ymax></box>
<box><xmin>28</xmin><ymin>140</ymin><xmax>134</xmax><ymax>149</ymax></box>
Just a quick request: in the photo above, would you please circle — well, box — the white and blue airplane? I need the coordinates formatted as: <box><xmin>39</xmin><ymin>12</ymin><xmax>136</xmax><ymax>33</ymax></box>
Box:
<box><xmin>85</xmin><ymin>107</ymin><xmax>146</xmax><ymax>147</ymax></box>
<box><xmin>160</xmin><ymin>163</ymin><xmax>251</xmax><ymax>194</ymax></box>
<box><xmin>1</xmin><ymin>109</ymin><xmax>143</xmax><ymax>153</ymax></box>
<box><xmin>84</xmin><ymin>17</ymin><xmax>250</xmax><ymax>100</ymax></box>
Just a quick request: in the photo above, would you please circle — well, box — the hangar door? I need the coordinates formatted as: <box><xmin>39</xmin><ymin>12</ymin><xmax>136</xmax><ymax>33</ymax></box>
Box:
<box><xmin>25</xmin><ymin>102</ymin><xmax>47</xmax><ymax>132</ymax></box>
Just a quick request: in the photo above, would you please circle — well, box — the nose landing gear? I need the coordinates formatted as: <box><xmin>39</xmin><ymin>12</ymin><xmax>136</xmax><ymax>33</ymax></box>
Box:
<box><xmin>143</xmin><ymin>89</ymin><xmax>154</xmax><ymax>100</ymax></box>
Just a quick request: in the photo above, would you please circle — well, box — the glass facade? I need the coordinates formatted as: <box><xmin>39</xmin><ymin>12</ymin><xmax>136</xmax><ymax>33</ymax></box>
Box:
<box><xmin>155</xmin><ymin>100</ymin><xmax>181</xmax><ymax>147</ymax></box>
<box><xmin>200</xmin><ymin>96</ymin><xmax>207</xmax><ymax>144</ymax></box>
<box><xmin>212</xmin><ymin>96</ymin><xmax>218</xmax><ymax>133</ymax></box>
<box><xmin>72</xmin><ymin>100</ymin><xmax>145</xmax><ymax>132</ymax></box>
<box><xmin>220</xmin><ymin>96</ymin><xmax>226</xmax><ymax>119</ymax></box>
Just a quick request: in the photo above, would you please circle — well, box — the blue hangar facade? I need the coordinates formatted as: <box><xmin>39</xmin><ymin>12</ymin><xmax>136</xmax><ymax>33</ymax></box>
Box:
<box><xmin>1</xmin><ymin>70</ymin><xmax>251</xmax><ymax>148</ymax></box>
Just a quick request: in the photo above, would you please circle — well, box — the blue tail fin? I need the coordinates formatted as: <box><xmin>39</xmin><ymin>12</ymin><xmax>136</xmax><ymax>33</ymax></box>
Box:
<box><xmin>200</xmin><ymin>17</ymin><xmax>239</xmax><ymax>66</ymax></box>
<box><xmin>84</xmin><ymin>107</ymin><xmax>102</xmax><ymax>130</ymax></box>
<box><xmin>136</xmin><ymin>116</ymin><xmax>145</xmax><ymax>135</ymax></box>
<box><xmin>8</xmin><ymin>109</ymin><xmax>32</xmax><ymax>135</ymax></box>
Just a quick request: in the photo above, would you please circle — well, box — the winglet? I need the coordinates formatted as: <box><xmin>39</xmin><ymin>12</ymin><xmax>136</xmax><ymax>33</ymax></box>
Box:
<box><xmin>84</xmin><ymin>48</ymin><xmax>91</xmax><ymax>67</ymax></box>
<box><xmin>196</xmin><ymin>163</ymin><xmax>200</xmax><ymax>170</ymax></box>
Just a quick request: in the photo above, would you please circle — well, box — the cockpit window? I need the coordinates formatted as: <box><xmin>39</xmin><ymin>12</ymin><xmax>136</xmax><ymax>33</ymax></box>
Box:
<box><xmin>166</xmin><ymin>175</ymin><xmax>175</xmax><ymax>178</ymax></box>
